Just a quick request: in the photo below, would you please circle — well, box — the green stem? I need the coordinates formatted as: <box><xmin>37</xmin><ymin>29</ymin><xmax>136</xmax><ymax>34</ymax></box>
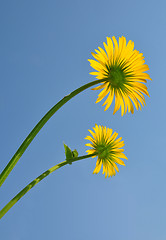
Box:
<box><xmin>0</xmin><ymin>153</ymin><xmax>96</xmax><ymax>219</ymax></box>
<box><xmin>0</xmin><ymin>80</ymin><xmax>102</xmax><ymax>187</ymax></box>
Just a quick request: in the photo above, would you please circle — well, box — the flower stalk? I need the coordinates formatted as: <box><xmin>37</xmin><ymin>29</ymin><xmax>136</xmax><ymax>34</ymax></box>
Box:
<box><xmin>0</xmin><ymin>80</ymin><xmax>103</xmax><ymax>188</ymax></box>
<box><xmin>0</xmin><ymin>153</ymin><xmax>96</xmax><ymax>219</ymax></box>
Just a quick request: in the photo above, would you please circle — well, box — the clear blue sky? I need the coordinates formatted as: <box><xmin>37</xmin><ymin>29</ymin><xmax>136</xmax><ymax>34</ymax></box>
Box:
<box><xmin>0</xmin><ymin>0</ymin><xmax>165</xmax><ymax>239</ymax></box>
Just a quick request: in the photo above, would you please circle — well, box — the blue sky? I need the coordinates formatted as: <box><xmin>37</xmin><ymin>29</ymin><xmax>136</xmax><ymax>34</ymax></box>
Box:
<box><xmin>0</xmin><ymin>0</ymin><xmax>166</xmax><ymax>239</ymax></box>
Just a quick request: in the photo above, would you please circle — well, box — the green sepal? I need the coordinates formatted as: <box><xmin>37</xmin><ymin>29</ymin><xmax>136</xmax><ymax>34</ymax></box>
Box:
<box><xmin>72</xmin><ymin>149</ymin><xmax>78</xmax><ymax>158</ymax></box>
<box><xmin>63</xmin><ymin>143</ymin><xmax>78</xmax><ymax>165</ymax></box>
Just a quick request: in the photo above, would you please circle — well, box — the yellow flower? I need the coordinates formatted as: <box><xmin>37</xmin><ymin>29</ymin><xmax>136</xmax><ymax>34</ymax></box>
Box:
<box><xmin>89</xmin><ymin>36</ymin><xmax>151</xmax><ymax>115</ymax></box>
<box><xmin>85</xmin><ymin>124</ymin><xmax>127</xmax><ymax>178</ymax></box>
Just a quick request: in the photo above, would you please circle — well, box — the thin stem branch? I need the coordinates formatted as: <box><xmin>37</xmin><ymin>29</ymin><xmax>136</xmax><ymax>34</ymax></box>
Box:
<box><xmin>0</xmin><ymin>153</ymin><xmax>96</xmax><ymax>219</ymax></box>
<box><xmin>0</xmin><ymin>80</ymin><xmax>102</xmax><ymax>187</ymax></box>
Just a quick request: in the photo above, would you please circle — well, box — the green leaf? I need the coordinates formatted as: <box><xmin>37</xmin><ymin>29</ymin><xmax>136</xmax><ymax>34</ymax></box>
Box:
<box><xmin>63</xmin><ymin>143</ymin><xmax>78</xmax><ymax>164</ymax></box>
<box><xmin>63</xmin><ymin>143</ymin><xmax>73</xmax><ymax>161</ymax></box>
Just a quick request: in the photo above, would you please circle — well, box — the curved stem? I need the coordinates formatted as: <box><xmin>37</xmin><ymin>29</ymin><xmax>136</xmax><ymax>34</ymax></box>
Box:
<box><xmin>0</xmin><ymin>79</ymin><xmax>102</xmax><ymax>187</ymax></box>
<box><xmin>0</xmin><ymin>153</ymin><xmax>95</xmax><ymax>219</ymax></box>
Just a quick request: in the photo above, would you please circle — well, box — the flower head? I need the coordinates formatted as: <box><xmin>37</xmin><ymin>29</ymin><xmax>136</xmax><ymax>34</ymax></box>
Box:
<box><xmin>85</xmin><ymin>124</ymin><xmax>127</xmax><ymax>178</ymax></box>
<box><xmin>89</xmin><ymin>36</ymin><xmax>151</xmax><ymax>115</ymax></box>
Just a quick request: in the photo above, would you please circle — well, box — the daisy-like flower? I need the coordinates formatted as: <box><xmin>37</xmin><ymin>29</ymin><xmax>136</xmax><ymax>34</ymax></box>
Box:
<box><xmin>85</xmin><ymin>124</ymin><xmax>127</xmax><ymax>178</ymax></box>
<box><xmin>89</xmin><ymin>36</ymin><xmax>151</xmax><ymax>115</ymax></box>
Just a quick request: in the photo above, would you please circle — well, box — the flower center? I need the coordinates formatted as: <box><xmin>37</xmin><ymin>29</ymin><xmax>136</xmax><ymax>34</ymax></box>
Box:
<box><xmin>97</xmin><ymin>145</ymin><xmax>109</xmax><ymax>159</ymax></box>
<box><xmin>107</xmin><ymin>66</ymin><xmax>125</xmax><ymax>89</ymax></box>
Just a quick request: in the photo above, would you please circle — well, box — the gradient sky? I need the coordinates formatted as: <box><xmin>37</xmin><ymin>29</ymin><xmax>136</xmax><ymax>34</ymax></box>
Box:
<box><xmin>0</xmin><ymin>0</ymin><xmax>166</xmax><ymax>239</ymax></box>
